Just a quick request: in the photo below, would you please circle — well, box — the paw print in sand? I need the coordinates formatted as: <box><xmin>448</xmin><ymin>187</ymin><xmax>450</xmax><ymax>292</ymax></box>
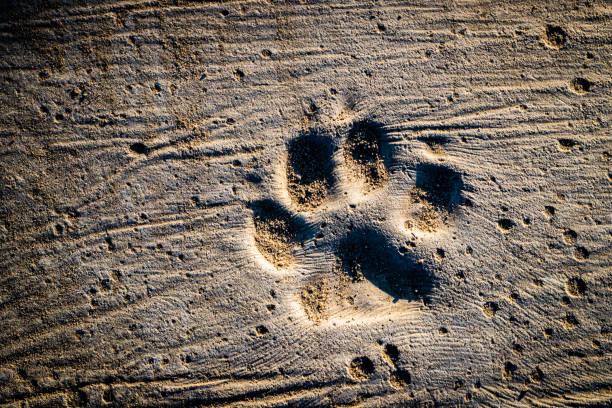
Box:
<box><xmin>250</xmin><ymin>120</ymin><xmax>466</xmax><ymax>323</ymax></box>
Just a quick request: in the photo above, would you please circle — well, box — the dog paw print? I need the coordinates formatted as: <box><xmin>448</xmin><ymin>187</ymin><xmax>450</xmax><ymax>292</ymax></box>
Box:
<box><xmin>249</xmin><ymin>120</ymin><xmax>465</xmax><ymax>322</ymax></box>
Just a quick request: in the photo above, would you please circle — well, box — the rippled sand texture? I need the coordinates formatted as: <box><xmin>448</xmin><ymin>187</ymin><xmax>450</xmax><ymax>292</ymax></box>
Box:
<box><xmin>0</xmin><ymin>1</ymin><xmax>610</xmax><ymax>407</ymax></box>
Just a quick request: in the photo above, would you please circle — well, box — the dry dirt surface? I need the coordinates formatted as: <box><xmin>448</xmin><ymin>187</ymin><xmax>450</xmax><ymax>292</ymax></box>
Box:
<box><xmin>1</xmin><ymin>1</ymin><xmax>611</xmax><ymax>407</ymax></box>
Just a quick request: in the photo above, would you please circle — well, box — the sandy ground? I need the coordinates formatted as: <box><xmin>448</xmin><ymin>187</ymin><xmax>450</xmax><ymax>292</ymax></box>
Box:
<box><xmin>0</xmin><ymin>0</ymin><xmax>611</xmax><ymax>407</ymax></box>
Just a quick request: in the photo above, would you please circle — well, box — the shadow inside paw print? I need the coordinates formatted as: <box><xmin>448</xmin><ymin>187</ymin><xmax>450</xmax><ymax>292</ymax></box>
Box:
<box><xmin>344</xmin><ymin>120</ymin><xmax>391</xmax><ymax>189</ymax></box>
<box><xmin>415</xmin><ymin>163</ymin><xmax>464</xmax><ymax>212</ymax></box>
<box><xmin>338</xmin><ymin>228</ymin><xmax>433</xmax><ymax>302</ymax></box>
<box><xmin>405</xmin><ymin>163</ymin><xmax>466</xmax><ymax>233</ymax></box>
<box><xmin>286</xmin><ymin>130</ymin><xmax>336</xmax><ymax>211</ymax></box>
